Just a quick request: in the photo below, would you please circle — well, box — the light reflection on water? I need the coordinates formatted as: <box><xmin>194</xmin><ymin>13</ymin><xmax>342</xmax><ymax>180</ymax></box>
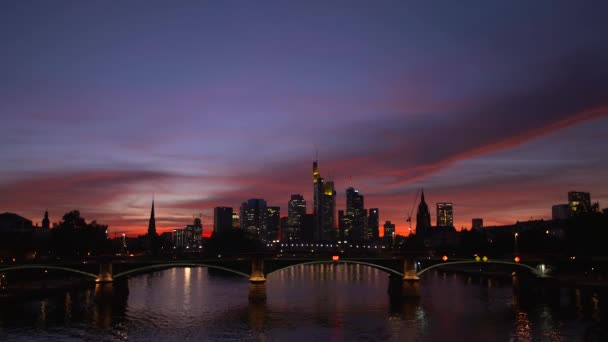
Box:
<box><xmin>0</xmin><ymin>264</ymin><xmax>605</xmax><ymax>341</ymax></box>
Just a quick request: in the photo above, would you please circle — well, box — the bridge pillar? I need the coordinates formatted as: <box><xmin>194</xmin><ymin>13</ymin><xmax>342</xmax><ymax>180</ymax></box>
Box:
<box><xmin>402</xmin><ymin>258</ymin><xmax>419</xmax><ymax>281</ymax></box>
<box><xmin>249</xmin><ymin>257</ymin><xmax>266</xmax><ymax>283</ymax></box>
<box><xmin>248</xmin><ymin>282</ymin><xmax>267</xmax><ymax>302</ymax></box>
<box><xmin>96</xmin><ymin>261</ymin><xmax>113</xmax><ymax>283</ymax></box>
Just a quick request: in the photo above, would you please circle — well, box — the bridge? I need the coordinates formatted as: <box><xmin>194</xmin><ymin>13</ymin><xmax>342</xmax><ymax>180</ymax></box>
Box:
<box><xmin>0</xmin><ymin>255</ymin><xmax>549</xmax><ymax>297</ymax></box>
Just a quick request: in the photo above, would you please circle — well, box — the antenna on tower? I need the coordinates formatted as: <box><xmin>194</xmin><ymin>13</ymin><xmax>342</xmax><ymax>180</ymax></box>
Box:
<box><xmin>315</xmin><ymin>148</ymin><xmax>319</xmax><ymax>162</ymax></box>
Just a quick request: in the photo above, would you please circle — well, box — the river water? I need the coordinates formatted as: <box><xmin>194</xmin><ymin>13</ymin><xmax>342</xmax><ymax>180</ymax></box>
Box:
<box><xmin>0</xmin><ymin>264</ymin><xmax>605</xmax><ymax>341</ymax></box>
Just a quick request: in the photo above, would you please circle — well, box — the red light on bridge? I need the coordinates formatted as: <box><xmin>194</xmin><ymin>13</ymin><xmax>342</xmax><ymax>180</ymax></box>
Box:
<box><xmin>514</xmin><ymin>256</ymin><xmax>521</xmax><ymax>263</ymax></box>
<box><xmin>442</xmin><ymin>255</ymin><xmax>448</xmax><ymax>262</ymax></box>
<box><xmin>332</xmin><ymin>255</ymin><xmax>340</xmax><ymax>261</ymax></box>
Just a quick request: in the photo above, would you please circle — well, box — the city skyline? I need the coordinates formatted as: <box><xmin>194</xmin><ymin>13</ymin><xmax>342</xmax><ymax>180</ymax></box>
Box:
<box><xmin>2</xmin><ymin>1</ymin><xmax>608</xmax><ymax>236</ymax></box>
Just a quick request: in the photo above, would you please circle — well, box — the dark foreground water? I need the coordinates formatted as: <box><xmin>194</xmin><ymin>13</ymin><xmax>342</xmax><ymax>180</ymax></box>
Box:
<box><xmin>0</xmin><ymin>264</ymin><xmax>605</xmax><ymax>341</ymax></box>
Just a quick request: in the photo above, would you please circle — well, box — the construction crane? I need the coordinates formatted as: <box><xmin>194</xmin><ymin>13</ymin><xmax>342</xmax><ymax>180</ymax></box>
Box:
<box><xmin>406</xmin><ymin>188</ymin><xmax>422</xmax><ymax>234</ymax></box>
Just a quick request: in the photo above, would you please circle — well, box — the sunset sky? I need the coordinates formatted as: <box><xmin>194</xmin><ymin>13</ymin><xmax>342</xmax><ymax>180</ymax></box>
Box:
<box><xmin>1</xmin><ymin>1</ymin><xmax>607</xmax><ymax>237</ymax></box>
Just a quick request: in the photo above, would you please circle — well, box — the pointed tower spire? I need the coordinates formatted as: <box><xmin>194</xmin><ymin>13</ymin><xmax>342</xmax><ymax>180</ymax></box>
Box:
<box><xmin>148</xmin><ymin>197</ymin><xmax>157</xmax><ymax>236</ymax></box>
<box><xmin>42</xmin><ymin>210</ymin><xmax>50</xmax><ymax>229</ymax></box>
<box><xmin>420</xmin><ymin>188</ymin><xmax>425</xmax><ymax>203</ymax></box>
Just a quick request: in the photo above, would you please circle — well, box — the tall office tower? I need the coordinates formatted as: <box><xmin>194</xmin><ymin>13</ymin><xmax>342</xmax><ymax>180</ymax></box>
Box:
<box><xmin>345</xmin><ymin>187</ymin><xmax>366</xmax><ymax>242</ymax></box>
<box><xmin>232</xmin><ymin>212</ymin><xmax>240</xmax><ymax>230</ymax></box>
<box><xmin>368</xmin><ymin>208</ymin><xmax>379</xmax><ymax>240</ymax></box>
<box><xmin>265</xmin><ymin>206</ymin><xmax>280</xmax><ymax>241</ymax></box>
<box><xmin>416</xmin><ymin>189</ymin><xmax>431</xmax><ymax>237</ymax></box>
<box><xmin>191</xmin><ymin>217</ymin><xmax>203</xmax><ymax>243</ymax></box>
<box><xmin>42</xmin><ymin>211</ymin><xmax>50</xmax><ymax>229</ymax></box>
<box><xmin>338</xmin><ymin>210</ymin><xmax>346</xmax><ymax>241</ymax></box>
<box><xmin>287</xmin><ymin>194</ymin><xmax>306</xmax><ymax>241</ymax></box>
<box><xmin>568</xmin><ymin>191</ymin><xmax>591</xmax><ymax>216</ymax></box>
<box><xmin>383</xmin><ymin>220</ymin><xmax>395</xmax><ymax>239</ymax></box>
<box><xmin>471</xmin><ymin>218</ymin><xmax>483</xmax><ymax>230</ymax></box>
<box><xmin>148</xmin><ymin>198</ymin><xmax>157</xmax><ymax>236</ymax></box>
<box><xmin>279</xmin><ymin>216</ymin><xmax>288</xmax><ymax>241</ymax></box>
<box><xmin>436</xmin><ymin>203</ymin><xmax>454</xmax><ymax>227</ymax></box>
<box><xmin>302</xmin><ymin>214</ymin><xmax>315</xmax><ymax>242</ymax></box>
<box><xmin>213</xmin><ymin>207</ymin><xmax>233</xmax><ymax>234</ymax></box>
<box><xmin>322</xmin><ymin>180</ymin><xmax>337</xmax><ymax>241</ymax></box>
<box><xmin>313</xmin><ymin>161</ymin><xmax>325</xmax><ymax>241</ymax></box>
<box><xmin>241</xmin><ymin>199</ymin><xmax>267</xmax><ymax>239</ymax></box>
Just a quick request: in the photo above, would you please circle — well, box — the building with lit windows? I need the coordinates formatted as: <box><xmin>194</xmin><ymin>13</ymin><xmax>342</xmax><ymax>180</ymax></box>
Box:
<box><xmin>265</xmin><ymin>206</ymin><xmax>280</xmax><ymax>241</ymax></box>
<box><xmin>240</xmin><ymin>199</ymin><xmax>267</xmax><ymax>239</ymax></box>
<box><xmin>436</xmin><ymin>202</ymin><xmax>454</xmax><ymax>227</ymax></box>
<box><xmin>368</xmin><ymin>208</ymin><xmax>379</xmax><ymax>240</ymax></box>
<box><xmin>287</xmin><ymin>194</ymin><xmax>306</xmax><ymax>241</ymax></box>
<box><xmin>568</xmin><ymin>191</ymin><xmax>591</xmax><ymax>216</ymax></box>
<box><xmin>345</xmin><ymin>187</ymin><xmax>366</xmax><ymax>242</ymax></box>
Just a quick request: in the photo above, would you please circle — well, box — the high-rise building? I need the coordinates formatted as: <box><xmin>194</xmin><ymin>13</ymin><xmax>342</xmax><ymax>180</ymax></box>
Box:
<box><xmin>552</xmin><ymin>204</ymin><xmax>570</xmax><ymax>220</ymax></box>
<box><xmin>241</xmin><ymin>199</ymin><xmax>267</xmax><ymax>239</ymax></box>
<box><xmin>383</xmin><ymin>220</ymin><xmax>395</xmax><ymax>239</ymax></box>
<box><xmin>368</xmin><ymin>208</ymin><xmax>379</xmax><ymax>240</ymax></box>
<box><xmin>265</xmin><ymin>206</ymin><xmax>280</xmax><ymax>241</ymax></box>
<box><xmin>148</xmin><ymin>198</ymin><xmax>157</xmax><ymax>236</ymax></box>
<box><xmin>338</xmin><ymin>210</ymin><xmax>346</xmax><ymax>241</ymax></box>
<box><xmin>190</xmin><ymin>217</ymin><xmax>203</xmax><ymax>243</ymax></box>
<box><xmin>232</xmin><ymin>212</ymin><xmax>240</xmax><ymax>230</ymax></box>
<box><xmin>42</xmin><ymin>211</ymin><xmax>50</xmax><ymax>229</ymax></box>
<box><xmin>416</xmin><ymin>189</ymin><xmax>431</xmax><ymax>237</ymax></box>
<box><xmin>287</xmin><ymin>194</ymin><xmax>306</xmax><ymax>241</ymax></box>
<box><xmin>345</xmin><ymin>187</ymin><xmax>366</xmax><ymax>242</ymax></box>
<box><xmin>436</xmin><ymin>203</ymin><xmax>454</xmax><ymax>227</ymax></box>
<box><xmin>471</xmin><ymin>218</ymin><xmax>483</xmax><ymax>230</ymax></box>
<box><xmin>322</xmin><ymin>180</ymin><xmax>336</xmax><ymax>241</ymax></box>
<box><xmin>279</xmin><ymin>216</ymin><xmax>288</xmax><ymax>241</ymax></box>
<box><xmin>214</xmin><ymin>207</ymin><xmax>233</xmax><ymax>234</ymax></box>
<box><xmin>313</xmin><ymin>161</ymin><xmax>323</xmax><ymax>241</ymax></box>
<box><xmin>568</xmin><ymin>191</ymin><xmax>591</xmax><ymax>216</ymax></box>
<box><xmin>302</xmin><ymin>213</ymin><xmax>315</xmax><ymax>242</ymax></box>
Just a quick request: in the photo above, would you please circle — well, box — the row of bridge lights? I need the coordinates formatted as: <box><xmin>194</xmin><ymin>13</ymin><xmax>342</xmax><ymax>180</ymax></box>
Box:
<box><xmin>441</xmin><ymin>255</ymin><xmax>521</xmax><ymax>263</ymax></box>
<box><xmin>267</xmin><ymin>242</ymin><xmax>386</xmax><ymax>249</ymax></box>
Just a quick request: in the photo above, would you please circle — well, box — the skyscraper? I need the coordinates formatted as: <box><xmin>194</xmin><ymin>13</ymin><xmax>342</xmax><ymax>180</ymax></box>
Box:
<box><xmin>568</xmin><ymin>191</ymin><xmax>591</xmax><ymax>216</ymax></box>
<box><xmin>312</xmin><ymin>161</ymin><xmax>336</xmax><ymax>241</ymax></box>
<box><xmin>436</xmin><ymin>203</ymin><xmax>454</xmax><ymax>227</ymax></box>
<box><xmin>345</xmin><ymin>187</ymin><xmax>366</xmax><ymax>242</ymax></box>
<box><xmin>241</xmin><ymin>199</ymin><xmax>267</xmax><ymax>240</ymax></box>
<box><xmin>322</xmin><ymin>180</ymin><xmax>336</xmax><ymax>241</ymax></box>
<box><xmin>265</xmin><ymin>206</ymin><xmax>280</xmax><ymax>241</ymax></box>
<box><xmin>383</xmin><ymin>220</ymin><xmax>395</xmax><ymax>241</ymax></box>
<box><xmin>368</xmin><ymin>208</ymin><xmax>379</xmax><ymax>240</ymax></box>
<box><xmin>287</xmin><ymin>194</ymin><xmax>306</xmax><ymax>241</ymax></box>
<box><xmin>416</xmin><ymin>189</ymin><xmax>431</xmax><ymax>237</ymax></box>
<box><xmin>471</xmin><ymin>218</ymin><xmax>483</xmax><ymax>230</ymax></box>
<box><xmin>214</xmin><ymin>207</ymin><xmax>233</xmax><ymax>234</ymax></box>
<box><xmin>148</xmin><ymin>198</ymin><xmax>157</xmax><ymax>237</ymax></box>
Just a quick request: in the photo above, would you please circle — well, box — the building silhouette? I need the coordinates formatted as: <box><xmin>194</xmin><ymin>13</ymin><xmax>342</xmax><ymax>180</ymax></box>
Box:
<box><xmin>436</xmin><ymin>203</ymin><xmax>453</xmax><ymax>227</ymax></box>
<box><xmin>568</xmin><ymin>191</ymin><xmax>591</xmax><ymax>216</ymax></box>
<box><xmin>383</xmin><ymin>220</ymin><xmax>395</xmax><ymax>245</ymax></box>
<box><xmin>345</xmin><ymin>187</ymin><xmax>366</xmax><ymax>242</ymax></box>
<box><xmin>368</xmin><ymin>208</ymin><xmax>379</xmax><ymax>240</ymax></box>
<box><xmin>240</xmin><ymin>199</ymin><xmax>267</xmax><ymax>240</ymax></box>
<box><xmin>472</xmin><ymin>218</ymin><xmax>483</xmax><ymax>230</ymax></box>
<box><xmin>287</xmin><ymin>194</ymin><xmax>306</xmax><ymax>241</ymax></box>
<box><xmin>265</xmin><ymin>206</ymin><xmax>280</xmax><ymax>241</ymax></box>
<box><xmin>312</xmin><ymin>161</ymin><xmax>336</xmax><ymax>241</ymax></box>
<box><xmin>415</xmin><ymin>189</ymin><xmax>431</xmax><ymax>237</ymax></box>
<box><xmin>214</xmin><ymin>207</ymin><xmax>233</xmax><ymax>234</ymax></box>
<box><xmin>148</xmin><ymin>199</ymin><xmax>157</xmax><ymax>237</ymax></box>
<box><xmin>42</xmin><ymin>211</ymin><xmax>50</xmax><ymax>229</ymax></box>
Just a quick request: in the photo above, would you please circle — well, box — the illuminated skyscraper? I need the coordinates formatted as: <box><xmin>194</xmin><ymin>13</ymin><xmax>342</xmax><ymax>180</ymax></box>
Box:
<box><xmin>436</xmin><ymin>203</ymin><xmax>453</xmax><ymax>227</ymax></box>
<box><xmin>416</xmin><ymin>190</ymin><xmax>431</xmax><ymax>236</ymax></box>
<box><xmin>345</xmin><ymin>187</ymin><xmax>366</xmax><ymax>242</ymax></box>
<box><xmin>265</xmin><ymin>206</ymin><xmax>280</xmax><ymax>241</ymax></box>
<box><xmin>287</xmin><ymin>194</ymin><xmax>306</xmax><ymax>241</ymax></box>
<box><xmin>312</xmin><ymin>160</ymin><xmax>336</xmax><ymax>241</ymax></box>
<box><xmin>568</xmin><ymin>191</ymin><xmax>591</xmax><ymax>216</ymax></box>
<box><xmin>241</xmin><ymin>199</ymin><xmax>267</xmax><ymax>240</ymax></box>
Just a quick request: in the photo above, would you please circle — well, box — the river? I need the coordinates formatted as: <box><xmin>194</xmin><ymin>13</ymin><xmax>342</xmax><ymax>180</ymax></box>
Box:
<box><xmin>0</xmin><ymin>264</ymin><xmax>605</xmax><ymax>341</ymax></box>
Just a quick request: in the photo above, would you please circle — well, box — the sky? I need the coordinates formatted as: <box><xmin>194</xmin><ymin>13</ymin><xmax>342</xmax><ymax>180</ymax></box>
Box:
<box><xmin>1</xmin><ymin>1</ymin><xmax>607</xmax><ymax>237</ymax></box>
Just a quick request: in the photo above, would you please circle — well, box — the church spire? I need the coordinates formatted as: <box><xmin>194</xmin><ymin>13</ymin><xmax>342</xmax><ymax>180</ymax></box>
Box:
<box><xmin>42</xmin><ymin>210</ymin><xmax>50</xmax><ymax>229</ymax></box>
<box><xmin>148</xmin><ymin>197</ymin><xmax>157</xmax><ymax>236</ymax></box>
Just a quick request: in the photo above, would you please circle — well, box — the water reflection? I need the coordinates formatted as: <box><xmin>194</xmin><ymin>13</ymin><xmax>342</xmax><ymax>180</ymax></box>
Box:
<box><xmin>0</xmin><ymin>265</ymin><xmax>605</xmax><ymax>341</ymax></box>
